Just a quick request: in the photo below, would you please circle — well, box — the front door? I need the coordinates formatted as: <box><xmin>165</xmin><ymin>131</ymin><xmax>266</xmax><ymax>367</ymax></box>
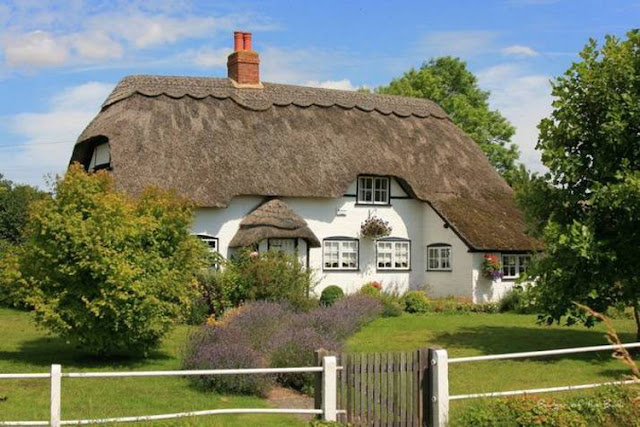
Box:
<box><xmin>268</xmin><ymin>238</ymin><xmax>297</xmax><ymax>256</ymax></box>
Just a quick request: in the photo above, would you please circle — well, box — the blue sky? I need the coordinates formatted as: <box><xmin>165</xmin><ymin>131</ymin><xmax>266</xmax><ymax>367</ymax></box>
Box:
<box><xmin>0</xmin><ymin>0</ymin><xmax>637</xmax><ymax>188</ymax></box>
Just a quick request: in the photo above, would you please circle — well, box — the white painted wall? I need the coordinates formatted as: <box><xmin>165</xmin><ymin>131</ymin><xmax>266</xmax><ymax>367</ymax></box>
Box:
<box><xmin>422</xmin><ymin>204</ymin><xmax>474</xmax><ymax>299</ymax></box>
<box><xmin>192</xmin><ymin>177</ymin><xmax>521</xmax><ymax>302</ymax></box>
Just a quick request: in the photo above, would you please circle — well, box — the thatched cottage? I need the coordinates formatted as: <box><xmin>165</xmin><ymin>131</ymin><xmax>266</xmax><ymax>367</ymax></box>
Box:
<box><xmin>70</xmin><ymin>32</ymin><xmax>540</xmax><ymax>302</ymax></box>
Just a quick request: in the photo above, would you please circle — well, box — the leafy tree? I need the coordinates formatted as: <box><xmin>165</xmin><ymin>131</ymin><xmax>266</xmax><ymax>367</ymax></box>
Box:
<box><xmin>0</xmin><ymin>174</ymin><xmax>46</xmax><ymax>244</ymax></box>
<box><xmin>3</xmin><ymin>164</ymin><xmax>207</xmax><ymax>355</ymax></box>
<box><xmin>516</xmin><ymin>31</ymin><xmax>640</xmax><ymax>338</ymax></box>
<box><xmin>376</xmin><ymin>57</ymin><xmax>520</xmax><ymax>179</ymax></box>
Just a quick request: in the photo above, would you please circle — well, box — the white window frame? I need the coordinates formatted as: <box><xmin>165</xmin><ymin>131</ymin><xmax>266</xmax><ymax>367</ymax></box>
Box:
<box><xmin>196</xmin><ymin>234</ymin><xmax>218</xmax><ymax>253</ymax></box>
<box><xmin>358</xmin><ymin>176</ymin><xmax>390</xmax><ymax>205</ymax></box>
<box><xmin>376</xmin><ymin>239</ymin><xmax>411</xmax><ymax>271</ymax></box>
<box><xmin>427</xmin><ymin>244</ymin><xmax>452</xmax><ymax>271</ymax></box>
<box><xmin>323</xmin><ymin>239</ymin><xmax>359</xmax><ymax>271</ymax></box>
<box><xmin>502</xmin><ymin>254</ymin><xmax>531</xmax><ymax>279</ymax></box>
<box><xmin>89</xmin><ymin>142</ymin><xmax>110</xmax><ymax>170</ymax></box>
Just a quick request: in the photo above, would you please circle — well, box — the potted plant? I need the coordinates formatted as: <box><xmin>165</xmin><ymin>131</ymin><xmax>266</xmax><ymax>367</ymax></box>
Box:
<box><xmin>482</xmin><ymin>254</ymin><xmax>503</xmax><ymax>280</ymax></box>
<box><xmin>360</xmin><ymin>215</ymin><xmax>392</xmax><ymax>240</ymax></box>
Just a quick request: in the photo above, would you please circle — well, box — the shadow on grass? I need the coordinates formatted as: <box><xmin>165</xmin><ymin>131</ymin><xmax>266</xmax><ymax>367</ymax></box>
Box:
<box><xmin>430</xmin><ymin>325</ymin><xmax>635</xmax><ymax>364</ymax></box>
<box><xmin>0</xmin><ymin>336</ymin><xmax>172</xmax><ymax>369</ymax></box>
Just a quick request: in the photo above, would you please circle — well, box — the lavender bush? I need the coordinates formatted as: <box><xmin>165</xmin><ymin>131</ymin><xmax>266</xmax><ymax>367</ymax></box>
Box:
<box><xmin>182</xmin><ymin>295</ymin><xmax>383</xmax><ymax>395</ymax></box>
<box><xmin>183</xmin><ymin>326</ymin><xmax>273</xmax><ymax>395</ymax></box>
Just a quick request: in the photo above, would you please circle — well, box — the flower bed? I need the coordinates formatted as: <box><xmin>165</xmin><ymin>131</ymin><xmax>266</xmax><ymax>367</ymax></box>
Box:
<box><xmin>183</xmin><ymin>295</ymin><xmax>383</xmax><ymax>396</ymax></box>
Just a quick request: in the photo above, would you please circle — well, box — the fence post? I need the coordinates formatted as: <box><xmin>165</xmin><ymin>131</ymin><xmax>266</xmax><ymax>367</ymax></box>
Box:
<box><xmin>314</xmin><ymin>348</ymin><xmax>329</xmax><ymax>417</ymax></box>
<box><xmin>428</xmin><ymin>349</ymin><xmax>449</xmax><ymax>427</ymax></box>
<box><xmin>322</xmin><ymin>356</ymin><xmax>337</xmax><ymax>421</ymax></box>
<box><xmin>50</xmin><ymin>364</ymin><xmax>62</xmax><ymax>427</ymax></box>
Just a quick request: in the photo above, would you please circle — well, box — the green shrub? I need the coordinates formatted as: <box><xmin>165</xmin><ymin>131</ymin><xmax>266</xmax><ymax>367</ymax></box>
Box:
<box><xmin>359</xmin><ymin>281</ymin><xmax>382</xmax><ymax>296</ymax></box>
<box><xmin>498</xmin><ymin>285</ymin><xmax>539</xmax><ymax>314</ymax></box>
<box><xmin>227</xmin><ymin>249</ymin><xmax>315</xmax><ymax>310</ymax></box>
<box><xmin>454</xmin><ymin>386</ymin><xmax>639</xmax><ymax>427</ymax></box>
<box><xmin>381</xmin><ymin>298</ymin><xmax>403</xmax><ymax>317</ymax></box>
<box><xmin>7</xmin><ymin>165</ymin><xmax>207</xmax><ymax>355</ymax></box>
<box><xmin>320</xmin><ymin>285</ymin><xmax>344</xmax><ymax>306</ymax></box>
<box><xmin>402</xmin><ymin>291</ymin><xmax>430</xmax><ymax>313</ymax></box>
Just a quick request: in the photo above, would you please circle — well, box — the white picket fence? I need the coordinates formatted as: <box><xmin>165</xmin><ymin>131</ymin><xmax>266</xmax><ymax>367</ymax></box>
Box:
<box><xmin>428</xmin><ymin>342</ymin><xmax>640</xmax><ymax>426</ymax></box>
<box><xmin>2</xmin><ymin>343</ymin><xmax>640</xmax><ymax>426</ymax></box>
<box><xmin>0</xmin><ymin>356</ymin><xmax>342</xmax><ymax>426</ymax></box>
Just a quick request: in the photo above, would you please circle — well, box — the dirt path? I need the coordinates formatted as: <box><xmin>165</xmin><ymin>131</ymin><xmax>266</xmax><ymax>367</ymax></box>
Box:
<box><xmin>266</xmin><ymin>386</ymin><xmax>315</xmax><ymax>422</ymax></box>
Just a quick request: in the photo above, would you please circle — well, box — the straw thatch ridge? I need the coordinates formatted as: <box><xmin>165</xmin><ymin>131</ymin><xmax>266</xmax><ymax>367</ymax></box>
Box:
<box><xmin>71</xmin><ymin>75</ymin><xmax>541</xmax><ymax>252</ymax></box>
<box><xmin>229</xmin><ymin>198</ymin><xmax>321</xmax><ymax>248</ymax></box>
<box><xmin>101</xmin><ymin>75</ymin><xmax>449</xmax><ymax>119</ymax></box>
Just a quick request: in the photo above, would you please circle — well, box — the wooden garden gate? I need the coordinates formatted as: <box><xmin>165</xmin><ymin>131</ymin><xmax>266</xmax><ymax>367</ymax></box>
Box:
<box><xmin>316</xmin><ymin>348</ymin><xmax>430</xmax><ymax>426</ymax></box>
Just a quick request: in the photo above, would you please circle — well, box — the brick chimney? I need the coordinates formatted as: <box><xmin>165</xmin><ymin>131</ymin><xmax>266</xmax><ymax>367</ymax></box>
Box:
<box><xmin>227</xmin><ymin>31</ymin><xmax>261</xmax><ymax>87</ymax></box>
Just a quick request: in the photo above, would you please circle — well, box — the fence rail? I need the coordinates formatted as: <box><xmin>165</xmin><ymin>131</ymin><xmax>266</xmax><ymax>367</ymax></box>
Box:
<box><xmin>2</xmin><ymin>342</ymin><xmax>639</xmax><ymax>427</ymax></box>
<box><xmin>0</xmin><ymin>358</ymin><xmax>340</xmax><ymax>427</ymax></box>
<box><xmin>429</xmin><ymin>342</ymin><xmax>640</xmax><ymax>427</ymax></box>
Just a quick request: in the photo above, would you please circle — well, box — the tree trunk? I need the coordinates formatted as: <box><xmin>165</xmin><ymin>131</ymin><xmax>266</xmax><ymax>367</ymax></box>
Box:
<box><xmin>634</xmin><ymin>303</ymin><xmax>640</xmax><ymax>343</ymax></box>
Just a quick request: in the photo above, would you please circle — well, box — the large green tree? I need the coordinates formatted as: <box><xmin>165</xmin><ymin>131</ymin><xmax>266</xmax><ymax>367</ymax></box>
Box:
<box><xmin>1</xmin><ymin>165</ymin><xmax>207</xmax><ymax>354</ymax></box>
<box><xmin>376</xmin><ymin>57</ymin><xmax>520</xmax><ymax>179</ymax></box>
<box><xmin>0</xmin><ymin>174</ymin><xmax>46</xmax><ymax>244</ymax></box>
<box><xmin>516</xmin><ymin>30</ymin><xmax>640</xmax><ymax>338</ymax></box>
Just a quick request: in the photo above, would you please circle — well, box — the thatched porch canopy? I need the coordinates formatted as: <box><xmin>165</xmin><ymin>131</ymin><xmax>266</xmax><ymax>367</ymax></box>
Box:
<box><xmin>229</xmin><ymin>199</ymin><xmax>320</xmax><ymax>248</ymax></box>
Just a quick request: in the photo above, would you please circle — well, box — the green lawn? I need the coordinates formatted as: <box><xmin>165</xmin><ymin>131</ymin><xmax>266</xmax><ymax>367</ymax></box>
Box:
<box><xmin>0</xmin><ymin>308</ymin><xmax>302</xmax><ymax>426</ymax></box>
<box><xmin>347</xmin><ymin>312</ymin><xmax>637</xmax><ymax>413</ymax></box>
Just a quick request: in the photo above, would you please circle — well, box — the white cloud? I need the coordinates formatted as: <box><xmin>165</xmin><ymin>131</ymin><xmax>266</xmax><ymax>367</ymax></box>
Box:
<box><xmin>0</xmin><ymin>4</ymin><xmax>276</xmax><ymax>72</ymax></box>
<box><xmin>303</xmin><ymin>79</ymin><xmax>357</xmax><ymax>91</ymax></box>
<box><xmin>91</xmin><ymin>13</ymin><xmax>216</xmax><ymax>49</ymax></box>
<box><xmin>501</xmin><ymin>45</ymin><xmax>539</xmax><ymax>57</ymax></box>
<box><xmin>3</xmin><ymin>31</ymin><xmax>69</xmax><ymax>67</ymax></box>
<box><xmin>260</xmin><ymin>46</ymin><xmax>358</xmax><ymax>86</ymax></box>
<box><xmin>70</xmin><ymin>31</ymin><xmax>123</xmax><ymax>60</ymax></box>
<box><xmin>418</xmin><ymin>31</ymin><xmax>498</xmax><ymax>57</ymax></box>
<box><xmin>477</xmin><ymin>64</ymin><xmax>552</xmax><ymax>173</ymax></box>
<box><xmin>191</xmin><ymin>47</ymin><xmax>233</xmax><ymax>68</ymax></box>
<box><xmin>2</xmin><ymin>82</ymin><xmax>114</xmax><ymax>187</ymax></box>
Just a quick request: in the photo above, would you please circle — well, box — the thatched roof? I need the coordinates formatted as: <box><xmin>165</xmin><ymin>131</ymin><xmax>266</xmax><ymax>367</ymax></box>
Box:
<box><xmin>71</xmin><ymin>75</ymin><xmax>541</xmax><ymax>252</ymax></box>
<box><xmin>228</xmin><ymin>198</ymin><xmax>321</xmax><ymax>248</ymax></box>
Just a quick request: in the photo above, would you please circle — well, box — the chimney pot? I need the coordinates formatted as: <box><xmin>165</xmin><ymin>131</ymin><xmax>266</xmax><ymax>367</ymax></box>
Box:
<box><xmin>243</xmin><ymin>32</ymin><xmax>252</xmax><ymax>51</ymax></box>
<box><xmin>233</xmin><ymin>31</ymin><xmax>243</xmax><ymax>51</ymax></box>
<box><xmin>228</xmin><ymin>31</ymin><xmax>260</xmax><ymax>86</ymax></box>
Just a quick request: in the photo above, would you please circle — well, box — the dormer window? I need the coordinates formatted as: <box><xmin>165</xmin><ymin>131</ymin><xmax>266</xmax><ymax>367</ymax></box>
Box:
<box><xmin>88</xmin><ymin>142</ymin><xmax>110</xmax><ymax>171</ymax></box>
<box><xmin>358</xmin><ymin>176</ymin><xmax>389</xmax><ymax>205</ymax></box>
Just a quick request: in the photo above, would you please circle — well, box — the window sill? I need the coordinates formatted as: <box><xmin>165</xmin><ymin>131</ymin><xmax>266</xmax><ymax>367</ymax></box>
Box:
<box><xmin>426</xmin><ymin>269</ymin><xmax>453</xmax><ymax>272</ymax></box>
<box><xmin>355</xmin><ymin>202</ymin><xmax>392</xmax><ymax>207</ymax></box>
<box><xmin>323</xmin><ymin>268</ymin><xmax>360</xmax><ymax>272</ymax></box>
<box><xmin>376</xmin><ymin>268</ymin><xmax>412</xmax><ymax>272</ymax></box>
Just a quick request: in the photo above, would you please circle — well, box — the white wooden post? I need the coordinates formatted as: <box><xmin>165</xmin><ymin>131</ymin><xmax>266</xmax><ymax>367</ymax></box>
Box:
<box><xmin>430</xmin><ymin>349</ymin><xmax>449</xmax><ymax>427</ymax></box>
<box><xmin>322</xmin><ymin>356</ymin><xmax>337</xmax><ymax>421</ymax></box>
<box><xmin>50</xmin><ymin>364</ymin><xmax>62</xmax><ymax>427</ymax></box>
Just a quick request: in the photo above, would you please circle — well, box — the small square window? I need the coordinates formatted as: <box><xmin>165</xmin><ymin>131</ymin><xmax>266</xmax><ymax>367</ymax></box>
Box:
<box><xmin>502</xmin><ymin>254</ymin><xmax>531</xmax><ymax>279</ymax></box>
<box><xmin>323</xmin><ymin>239</ymin><xmax>359</xmax><ymax>270</ymax></box>
<box><xmin>358</xmin><ymin>176</ymin><xmax>390</xmax><ymax>205</ymax></box>
<box><xmin>377</xmin><ymin>240</ymin><xmax>410</xmax><ymax>270</ymax></box>
<box><xmin>427</xmin><ymin>245</ymin><xmax>452</xmax><ymax>271</ymax></box>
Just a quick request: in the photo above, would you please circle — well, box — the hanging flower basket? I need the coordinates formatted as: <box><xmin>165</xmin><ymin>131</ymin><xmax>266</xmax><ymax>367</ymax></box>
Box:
<box><xmin>482</xmin><ymin>254</ymin><xmax>503</xmax><ymax>280</ymax></box>
<box><xmin>360</xmin><ymin>215</ymin><xmax>392</xmax><ymax>240</ymax></box>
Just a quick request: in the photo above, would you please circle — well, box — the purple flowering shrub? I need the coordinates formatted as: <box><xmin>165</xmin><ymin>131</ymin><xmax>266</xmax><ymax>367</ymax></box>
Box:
<box><xmin>183</xmin><ymin>326</ymin><xmax>273</xmax><ymax>396</ymax></box>
<box><xmin>183</xmin><ymin>295</ymin><xmax>383</xmax><ymax>395</ymax></box>
<box><xmin>269</xmin><ymin>326</ymin><xmax>339</xmax><ymax>391</ymax></box>
<box><xmin>223</xmin><ymin>301</ymin><xmax>293</xmax><ymax>353</ymax></box>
